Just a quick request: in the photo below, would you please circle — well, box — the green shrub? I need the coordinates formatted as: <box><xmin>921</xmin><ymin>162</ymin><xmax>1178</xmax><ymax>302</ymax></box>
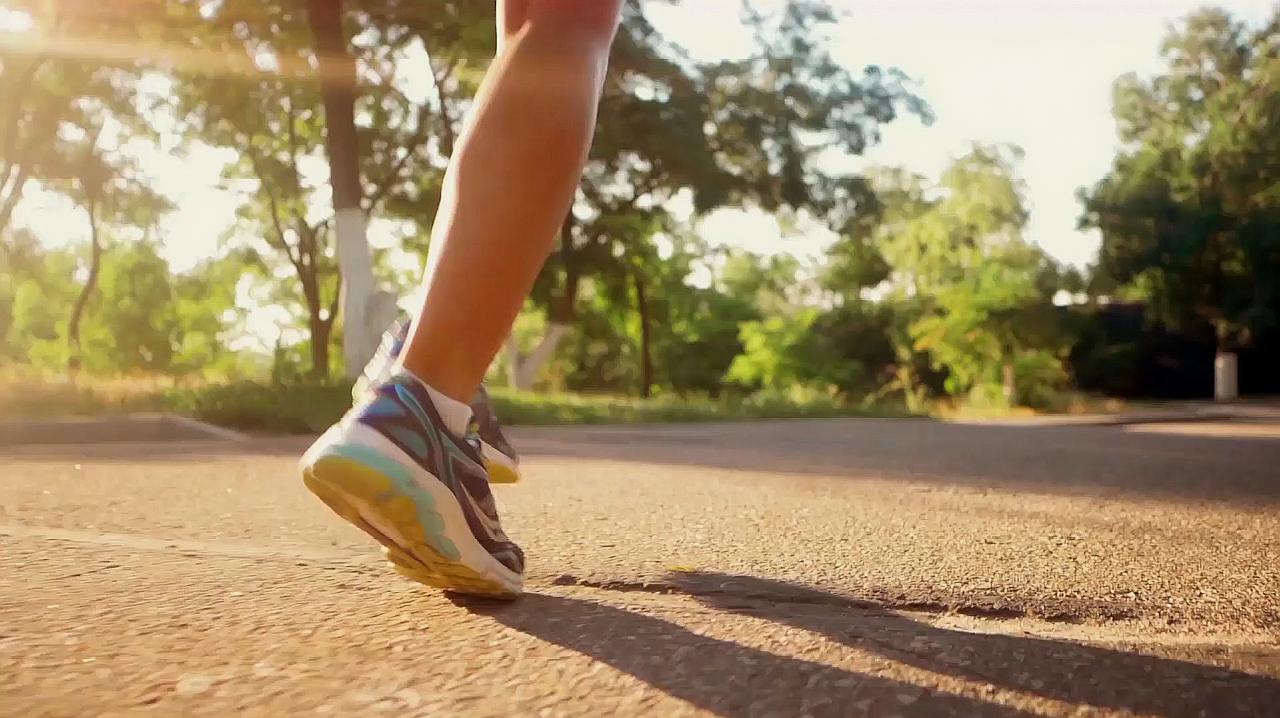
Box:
<box><xmin>160</xmin><ymin>381</ymin><xmax>354</xmax><ymax>434</ymax></box>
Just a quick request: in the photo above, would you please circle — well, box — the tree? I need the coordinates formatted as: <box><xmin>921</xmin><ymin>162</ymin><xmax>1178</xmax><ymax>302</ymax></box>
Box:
<box><xmin>171</xmin><ymin>0</ymin><xmax>472</xmax><ymax>378</ymax></box>
<box><xmin>719</xmin><ymin>251</ymin><xmax>802</xmax><ymax>316</ymax></box>
<box><xmin>2</xmin><ymin>1</ymin><xmax>174</xmax><ymax>376</ymax></box>
<box><xmin>170</xmin><ymin>254</ymin><xmax>246</xmax><ymax>378</ymax></box>
<box><xmin>1</xmin><ymin>234</ymin><xmax>78</xmax><ymax>368</ymax></box>
<box><xmin>80</xmin><ymin>241</ymin><xmax>179</xmax><ymax>374</ymax></box>
<box><xmin>727</xmin><ymin>309</ymin><xmax>842</xmax><ymax>393</ymax></box>
<box><xmin>861</xmin><ymin>146</ymin><xmax>1070</xmax><ymax>406</ymax></box>
<box><xmin>0</xmin><ymin>0</ymin><xmax>145</xmax><ymax>241</ymax></box>
<box><xmin>0</xmin><ymin>3</ymin><xmax>70</xmax><ymax>237</ymax></box>
<box><xmin>725</xmin><ymin>300</ymin><xmax>896</xmax><ymax>399</ymax></box>
<box><xmin>307</xmin><ymin>0</ymin><xmax>397</xmax><ymax>378</ymax></box>
<box><xmin>514</xmin><ymin>0</ymin><xmax>928</xmax><ymax>393</ymax></box>
<box><xmin>653</xmin><ymin>266</ymin><xmax>758</xmax><ymax>397</ymax></box>
<box><xmin>52</xmin><ymin>123</ymin><xmax>171</xmax><ymax>375</ymax></box>
<box><xmin>1081</xmin><ymin>7</ymin><xmax>1280</xmax><ymax>397</ymax></box>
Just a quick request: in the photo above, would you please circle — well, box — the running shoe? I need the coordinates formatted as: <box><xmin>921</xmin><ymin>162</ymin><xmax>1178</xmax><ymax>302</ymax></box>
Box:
<box><xmin>303</xmin><ymin>373</ymin><xmax>524</xmax><ymax>597</ymax></box>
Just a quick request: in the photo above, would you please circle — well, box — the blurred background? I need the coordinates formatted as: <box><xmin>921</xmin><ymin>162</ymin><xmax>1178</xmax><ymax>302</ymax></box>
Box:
<box><xmin>1</xmin><ymin>0</ymin><xmax>1277</xmax><ymax>432</ymax></box>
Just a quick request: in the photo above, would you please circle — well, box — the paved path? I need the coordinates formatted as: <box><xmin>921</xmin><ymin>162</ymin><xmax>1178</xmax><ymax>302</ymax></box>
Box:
<box><xmin>2</xmin><ymin>419</ymin><xmax>1279</xmax><ymax>716</ymax></box>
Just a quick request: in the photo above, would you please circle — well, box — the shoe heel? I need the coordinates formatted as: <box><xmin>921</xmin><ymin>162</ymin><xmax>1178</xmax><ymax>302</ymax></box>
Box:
<box><xmin>301</xmin><ymin>439</ymin><xmax>522</xmax><ymax>599</ymax></box>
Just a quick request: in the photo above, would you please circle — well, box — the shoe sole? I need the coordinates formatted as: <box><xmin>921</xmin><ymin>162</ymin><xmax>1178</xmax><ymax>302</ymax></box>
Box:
<box><xmin>302</xmin><ymin>450</ymin><xmax>520</xmax><ymax>599</ymax></box>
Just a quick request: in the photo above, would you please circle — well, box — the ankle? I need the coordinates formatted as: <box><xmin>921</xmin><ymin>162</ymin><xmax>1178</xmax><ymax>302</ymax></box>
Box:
<box><xmin>399</xmin><ymin>341</ymin><xmax>487</xmax><ymax>405</ymax></box>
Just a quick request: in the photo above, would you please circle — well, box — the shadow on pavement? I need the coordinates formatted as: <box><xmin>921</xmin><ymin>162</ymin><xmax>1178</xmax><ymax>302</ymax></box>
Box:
<box><xmin>665</xmin><ymin>572</ymin><xmax>1280</xmax><ymax>718</ymax></box>
<box><xmin>484</xmin><ymin>591</ymin><xmax>1036</xmax><ymax>717</ymax></box>
<box><xmin>515</xmin><ymin>419</ymin><xmax>1280</xmax><ymax>505</ymax></box>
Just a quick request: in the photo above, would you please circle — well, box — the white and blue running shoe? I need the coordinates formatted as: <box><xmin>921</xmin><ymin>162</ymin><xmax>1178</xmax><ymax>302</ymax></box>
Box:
<box><xmin>303</xmin><ymin>372</ymin><xmax>524</xmax><ymax>597</ymax></box>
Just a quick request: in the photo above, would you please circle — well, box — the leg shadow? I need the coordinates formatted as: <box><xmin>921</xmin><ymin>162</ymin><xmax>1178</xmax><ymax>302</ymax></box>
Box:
<box><xmin>668</xmin><ymin>572</ymin><xmax>1280</xmax><ymax>718</ymax></box>
<box><xmin>480</xmin><ymin>591</ymin><xmax>1036</xmax><ymax>717</ymax></box>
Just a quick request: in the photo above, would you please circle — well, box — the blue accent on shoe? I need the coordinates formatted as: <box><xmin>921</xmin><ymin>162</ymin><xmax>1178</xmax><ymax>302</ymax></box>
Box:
<box><xmin>363</xmin><ymin>395</ymin><xmax>406</xmax><ymax>418</ymax></box>
<box><xmin>393</xmin><ymin>382</ymin><xmax>437</xmax><ymax>436</ymax></box>
<box><xmin>391</xmin><ymin>380</ymin><xmax>487</xmax><ymax>477</ymax></box>
<box><xmin>386</xmin><ymin>424</ymin><xmax>431</xmax><ymax>461</ymax></box>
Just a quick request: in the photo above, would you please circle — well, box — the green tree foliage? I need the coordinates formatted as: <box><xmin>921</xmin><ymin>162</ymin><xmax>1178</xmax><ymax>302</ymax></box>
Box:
<box><xmin>0</xmin><ymin>228</ymin><xmax>42</xmax><ymax>358</ymax></box>
<box><xmin>3</xmin><ymin>240</ymin><xmax>78</xmax><ymax>368</ymax></box>
<box><xmin>7</xmin><ymin>0</ymin><xmax>977</xmax><ymax>406</ymax></box>
<box><xmin>1</xmin><ymin>231</ymin><xmax>240</xmax><ymax>377</ymax></box>
<box><xmin>851</xmin><ymin>146</ymin><xmax>1071</xmax><ymax>406</ymax></box>
<box><xmin>78</xmin><ymin>241</ymin><xmax>176</xmax><ymax>374</ymax></box>
<box><xmin>166</xmin><ymin>0</ymin><xmax>494</xmax><ymax>378</ymax></box>
<box><xmin>651</xmin><ymin>246</ymin><xmax>759</xmax><ymax>397</ymax></box>
<box><xmin>1081</xmin><ymin>7</ymin><xmax>1280</xmax><ymax>350</ymax></box>
<box><xmin>517</xmin><ymin>0</ymin><xmax>928</xmax><ymax>393</ymax></box>
<box><xmin>728</xmin><ymin>309</ymin><xmax>839</xmax><ymax>392</ymax></box>
<box><xmin>169</xmin><ymin>0</ymin><xmax>342</xmax><ymax>378</ymax></box>
<box><xmin>726</xmin><ymin>298</ymin><xmax>895</xmax><ymax>399</ymax></box>
<box><xmin>170</xmin><ymin>255</ymin><xmax>245</xmax><ymax>377</ymax></box>
<box><xmin>53</xmin><ymin>122</ymin><xmax>171</xmax><ymax>373</ymax></box>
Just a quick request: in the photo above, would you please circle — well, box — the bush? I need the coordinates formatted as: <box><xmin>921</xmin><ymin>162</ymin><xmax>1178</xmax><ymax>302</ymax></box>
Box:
<box><xmin>160</xmin><ymin>381</ymin><xmax>354</xmax><ymax>434</ymax></box>
<box><xmin>1014</xmin><ymin>350</ymin><xmax>1071</xmax><ymax>410</ymax></box>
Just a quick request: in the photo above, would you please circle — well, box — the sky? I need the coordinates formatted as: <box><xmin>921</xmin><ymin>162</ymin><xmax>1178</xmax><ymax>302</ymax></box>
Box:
<box><xmin>10</xmin><ymin>0</ymin><xmax>1280</xmax><ymax>277</ymax></box>
<box><xmin>652</xmin><ymin>0</ymin><xmax>1279</xmax><ymax>268</ymax></box>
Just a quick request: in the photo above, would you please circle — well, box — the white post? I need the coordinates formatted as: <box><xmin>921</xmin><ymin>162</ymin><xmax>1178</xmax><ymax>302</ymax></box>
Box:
<box><xmin>1214</xmin><ymin>352</ymin><xmax>1238</xmax><ymax>402</ymax></box>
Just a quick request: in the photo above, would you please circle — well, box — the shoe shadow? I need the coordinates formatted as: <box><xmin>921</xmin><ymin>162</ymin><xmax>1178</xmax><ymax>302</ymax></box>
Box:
<box><xmin>478</xmin><ymin>592</ymin><xmax>1037</xmax><ymax>717</ymax></box>
<box><xmin>667</xmin><ymin>572</ymin><xmax>1280</xmax><ymax>718</ymax></box>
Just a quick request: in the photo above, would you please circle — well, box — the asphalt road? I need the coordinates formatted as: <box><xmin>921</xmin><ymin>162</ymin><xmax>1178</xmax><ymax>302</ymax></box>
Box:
<box><xmin>2</xmin><ymin>418</ymin><xmax>1279</xmax><ymax>716</ymax></box>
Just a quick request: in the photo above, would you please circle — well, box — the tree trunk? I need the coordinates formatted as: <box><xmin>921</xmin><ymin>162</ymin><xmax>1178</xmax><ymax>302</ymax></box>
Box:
<box><xmin>1001</xmin><ymin>360</ymin><xmax>1016</xmax><ymax>406</ymax></box>
<box><xmin>306</xmin><ymin>0</ymin><xmax>382</xmax><ymax>379</ymax></box>
<box><xmin>553</xmin><ymin>217</ymin><xmax>579</xmax><ymax>324</ymax></box>
<box><xmin>0</xmin><ymin>164</ymin><xmax>30</xmax><ymax>241</ymax></box>
<box><xmin>505</xmin><ymin>323</ymin><xmax>570</xmax><ymax>391</ymax></box>
<box><xmin>297</xmin><ymin>266</ymin><xmax>333</xmax><ymax>379</ymax></box>
<box><xmin>310</xmin><ymin>315</ymin><xmax>332</xmax><ymax>379</ymax></box>
<box><xmin>505</xmin><ymin>216</ymin><xmax>580</xmax><ymax>391</ymax></box>
<box><xmin>633</xmin><ymin>269</ymin><xmax>653</xmax><ymax>399</ymax></box>
<box><xmin>1213</xmin><ymin>325</ymin><xmax>1239</xmax><ymax>402</ymax></box>
<box><xmin>67</xmin><ymin>198</ymin><xmax>103</xmax><ymax>377</ymax></box>
<box><xmin>1214</xmin><ymin>328</ymin><xmax>1238</xmax><ymax>403</ymax></box>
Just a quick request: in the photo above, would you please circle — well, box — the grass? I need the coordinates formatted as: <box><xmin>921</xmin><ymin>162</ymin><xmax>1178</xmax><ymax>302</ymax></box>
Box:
<box><xmin>486</xmin><ymin>388</ymin><xmax>914</xmax><ymax>426</ymax></box>
<box><xmin>2</xmin><ymin>371</ymin><xmax>1141</xmax><ymax>434</ymax></box>
<box><xmin>933</xmin><ymin>392</ymin><xmax>1131</xmax><ymax>421</ymax></box>
<box><xmin>0</xmin><ymin>373</ymin><xmax>916</xmax><ymax>434</ymax></box>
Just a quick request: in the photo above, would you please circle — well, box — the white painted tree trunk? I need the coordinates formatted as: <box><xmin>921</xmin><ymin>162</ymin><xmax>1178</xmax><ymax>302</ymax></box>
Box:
<box><xmin>1001</xmin><ymin>361</ymin><xmax>1016</xmax><ymax>406</ymax></box>
<box><xmin>1214</xmin><ymin>352</ymin><xmax>1239</xmax><ymax>402</ymax></box>
<box><xmin>335</xmin><ymin>208</ymin><xmax>396</xmax><ymax>379</ymax></box>
<box><xmin>505</xmin><ymin>323</ymin><xmax>571</xmax><ymax>391</ymax></box>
